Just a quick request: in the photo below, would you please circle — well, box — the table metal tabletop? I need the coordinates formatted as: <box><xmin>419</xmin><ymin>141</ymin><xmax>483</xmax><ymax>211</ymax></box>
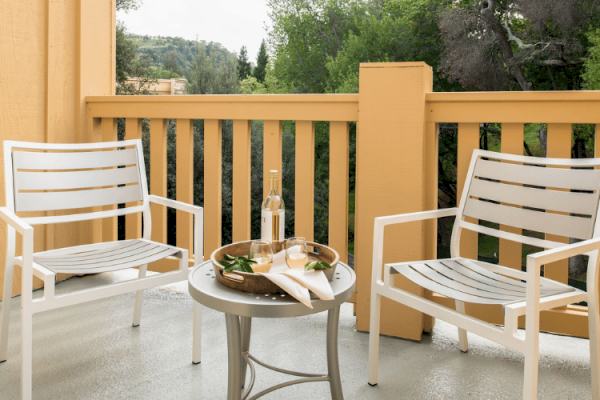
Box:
<box><xmin>188</xmin><ymin>260</ymin><xmax>355</xmax><ymax>318</ymax></box>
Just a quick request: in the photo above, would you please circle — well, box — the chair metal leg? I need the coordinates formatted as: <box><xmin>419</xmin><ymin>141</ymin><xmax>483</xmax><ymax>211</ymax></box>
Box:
<box><xmin>132</xmin><ymin>263</ymin><xmax>148</xmax><ymax>327</ymax></box>
<box><xmin>455</xmin><ymin>300</ymin><xmax>469</xmax><ymax>352</ymax></box>
<box><xmin>0</xmin><ymin>263</ymin><xmax>14</xmax><ymax>362</ymax></box>
<box><xmin>523</xmin><ymin>322</ymin><xmax>540</xmax><ymax>399</ymax></box>
<box><xmin>225</xmin><ymin>314</ymin><xmax>242</xmax><ymax>400</ymax></box>
<box><xmin>240</xmin><ymin>316</ymin><xmax>251</xmax><ymax>388</ymax></box>
<box><xmin>327</xmin><ymin>306</ymin><xmax>344</xmax><ymax>400</ymax></box>
<box><xmin>367</xmin><ymin>290</ymin><xmax>381</xmax><ymax>386</ymax></box>
<box><xmin>192</xmin><ymin>301</ymin><xmax>202</xmax><ymax>364</ymax></box>
<box><xmin>587</xmin><ymin>287</ymin><xmax>600</xmax><ymax>400</ymax></box>
<box><xmin>21</xmin><ymin>307</ymin><xmax>33</xmax><ymax>400</ymax></box>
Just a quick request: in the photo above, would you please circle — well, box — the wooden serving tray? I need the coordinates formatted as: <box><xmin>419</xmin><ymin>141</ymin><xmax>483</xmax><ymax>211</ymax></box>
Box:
<box><xmin>210</xmin><ymin>240</ymin><xmax>339</xmax><ymax>294</ymax></box>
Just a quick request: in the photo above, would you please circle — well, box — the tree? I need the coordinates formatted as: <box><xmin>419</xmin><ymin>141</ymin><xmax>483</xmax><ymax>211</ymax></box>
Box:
<box><xmin>439</xmin><ymin>0</ymin><xmax>600</xmax><ymax>92</ymax></box>
<box><xmin>187</xmin><ymin>42</ymin><xmax>239</xmax><ymax>95</ymax></box>
<box><xmin>583</xmin><ymin>29</ymin><xmax>600</xmax><ymax>90</ymax></box>
<box><xmin>254</xmin><ymin>40</ymin><xmax>269</xmax><ymax>82</ymax></box>
<box><xmin>163</xmin><ymin>51</ymin><xmax>181</xmax><ymax>75</ymax></box>
<box><xmin>267</xmin><ymin>0</ymin><xmax>363</xmax><ymax>93</ymax></box>
<box><xmin>116</xmin><ymin>0</ymin><xmax>141</xmax><ymax>12</ymax></box>
<box><xmin>237</xmin><ymin>46</ymin><xmax>253</xmax><ymax>80</ymax></box>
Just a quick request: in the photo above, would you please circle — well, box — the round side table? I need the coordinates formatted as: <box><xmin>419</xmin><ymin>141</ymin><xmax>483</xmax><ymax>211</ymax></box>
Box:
<box><xmin>188</xmin><ymin>260</ymin><xmax>356</xmax><ymax>400</ymax></box>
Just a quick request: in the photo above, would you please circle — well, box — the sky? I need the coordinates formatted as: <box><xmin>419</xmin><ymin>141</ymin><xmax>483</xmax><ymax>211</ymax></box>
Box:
<box><xmin>117</xmin><ymin>0</ymin><xmax>271</xmax><ymax>60</ymax></box>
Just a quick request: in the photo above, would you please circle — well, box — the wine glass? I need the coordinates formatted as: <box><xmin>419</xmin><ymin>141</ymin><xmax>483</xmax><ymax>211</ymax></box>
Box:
<box><xmin>285</xmin><ymin>237</ymin><xmax>308</xmax><ymax>270</ymax></box>
<box><xmin>248</xmin><ymin>240</ymin><xmax>273</xmax><ymax>273</ymax></box>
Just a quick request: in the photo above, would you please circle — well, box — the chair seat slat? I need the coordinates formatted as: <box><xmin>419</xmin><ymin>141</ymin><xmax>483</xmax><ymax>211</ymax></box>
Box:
<box><xmin>35</xmin><ymin>241</ymin><xmax>151</xmax><ymax>265</ymax></box>
<box><xmin>408</xmin><ymin>262</ymin><xmax>523</xmax><ymax>301</ymax></box>
<box><xmin>474</xmin><ymin>158</ymin><xmax>600</xmax><ymax>191</ymax></box>
<box><xmin>435</xmin><ymin>259</ymin><xmax>526</xmax><ymax>294</ymax></box>
<box><xmin>391</xmin><ymin>258</ymin><xmax>575</xmax><ymax>306</ymax></box>
<box><xmin>16</xmin><ymin>185</ymin><xmax>143</xmax><ymax>212</ymax></box>
<box><xmin>12</xmin><ymin>148</ymin><xmax>138</xmax><ymax>171</ymax></box>
<box><xmin>464</xmin><ymin>198</ymin><xmax>593</xmax><ymax>240</ymax></box>
<box><xmin>33</xmin><ymin>239</ymin><xmax>181</xmax><ymax>275</ymax></box>
<box><xmin>15</xmin><ymin>166</ymin><xmax>141</xmax><ymax>191</ymax></box>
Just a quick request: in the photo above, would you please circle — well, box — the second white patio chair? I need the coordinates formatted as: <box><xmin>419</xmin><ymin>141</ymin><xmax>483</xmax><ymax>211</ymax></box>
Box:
<box><xmin>0</xmin><ymin>139</ymin><xmax>203</xmax><ymax>399</ymax></box>
<box><xmin>368</xmin><ymin>149</ymin><xmax>600</xmax><ymax>399</ymax></box>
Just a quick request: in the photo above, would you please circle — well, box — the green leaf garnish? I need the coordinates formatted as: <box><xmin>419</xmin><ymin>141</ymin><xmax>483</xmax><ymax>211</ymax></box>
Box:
<box><xmin>220</xmin><ymin>254</ymin><xmax>257</xmax><ymax>273</ymax></box>
<box><xmin>304</xmin><ymin>261</ymin><xmax>332</xmax><ymax>271</ymax></box>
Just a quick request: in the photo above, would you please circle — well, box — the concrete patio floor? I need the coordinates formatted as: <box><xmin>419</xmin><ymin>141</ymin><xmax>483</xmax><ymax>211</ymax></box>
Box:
<box><xmin>0</xmin><ymin>270</ymin><xmax>593</xmax><ymax>399</ymax></box>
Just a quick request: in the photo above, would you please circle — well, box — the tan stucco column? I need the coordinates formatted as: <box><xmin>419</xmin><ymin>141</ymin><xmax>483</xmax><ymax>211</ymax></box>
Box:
<box><xmin>355</xmin><ymin>62</ymin><xmax>435</xmax><ymax>340</ymax></box>
<box><xmin>0</xmin><ymin>0</ymin><xmax>116</xmax><ymax>298</ymax></box>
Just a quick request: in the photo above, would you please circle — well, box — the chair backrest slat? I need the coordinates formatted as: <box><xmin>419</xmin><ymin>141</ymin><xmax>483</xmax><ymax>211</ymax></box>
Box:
<box><xmin>15</xmin><ymin>166</ymin><xmax>141</xmax><ymax>191</ymax></box>
<box><xmin>475</xmin><ymin>158</ymin><xmax>600</xmax><ymax>191</ymax></box>
<box><xmin>5</xmin><ymin>140</ymin><xmax>148</xmax><ymax>223</ymax></box>
<box><xmin>458</xmin><ymin>151</ymin><xmax>600</xmax><ymax>244</ymax></box>
<box><xmin>12</xmin><ymin>148</ymin><xmax>138</xmax><ymax>171</ymax></box>
<box><xmin>17</xmin><ymin>186</ymin><xmax>143</xmax><ymax>212</ymax></box>
<box><xmin>468</xmin><ymin>178</ymin><xmax>598</xmax><ymax>216</ymax></box>
<box><xmin>463</xmin><ymin>198</ymin><xmax>594</xmax><ymax>240</ymax></box>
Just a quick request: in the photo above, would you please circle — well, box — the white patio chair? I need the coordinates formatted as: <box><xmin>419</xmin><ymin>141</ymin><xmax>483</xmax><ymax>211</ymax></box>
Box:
<box><xmin>0</xmin><ymin>139</ymin><xmax>203</xmax><ymax>399</ymax></box>
<box><xmin>367</xmin><ymin>149</ymin><xmax>600</xmax><ymax>399</ymax></box>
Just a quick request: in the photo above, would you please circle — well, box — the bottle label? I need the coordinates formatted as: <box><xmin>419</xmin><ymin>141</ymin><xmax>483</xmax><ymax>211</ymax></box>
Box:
<box><xmin>261</xmin><ymin>209</ymin><xmax>285</xmax><ymax>243</ymax></box>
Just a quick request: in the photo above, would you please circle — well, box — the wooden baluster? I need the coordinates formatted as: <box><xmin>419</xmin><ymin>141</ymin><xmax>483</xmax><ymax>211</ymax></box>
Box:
<box><xmin>457</xmin><ymin>122</ymin><xmax>479</xmax><ymax>260</ymax></box>
<box><xmin>125</xmin><ymin>118</ymin><xmax>142</xmax><ymax>240</ymax></box>
<box><xmin>102</xmin><ymin>117</ymin><xmax>118</xmax><ymax>243</ymax></box>
<box><xmin>500</xmin><ymin>123</ymin><xmax>524</xmax><ymax>271</ymax></box>
<box><xmin>177</xmin><ymin>119</ymin><xmax>194</xmax><ymax>257</ymax></box>
<box><xmin>329</xmin><ymin>121</ymin><xmax>349</xmax><ymax>263</ymax></box>
<box><xmin>545</xmin><ymin>123</ymin><xmax>571</xmax><ymax>284</ymax></box>
<box><xmin>150</xmin><ymin>118</ymin><xmax>168</xmax><ymax>244</ymax></box>
<box><xmin>232</xmin><ymin>120</ymin><xmax>252</xmax><ymax>242</ymax></box>
<box><xmin>295</xmin><ymin>121</ymin><xmax>315</xmax><ymax>241</ymax></box>
<box><xmin>204</xmin><ymin>119</ymin><xmax>222</xmax><ymax>258</ymax></box>
<box><xmin>263</xmin><ymin>120</ymin><xmax>283</xmax><ymax>197</ymax></box>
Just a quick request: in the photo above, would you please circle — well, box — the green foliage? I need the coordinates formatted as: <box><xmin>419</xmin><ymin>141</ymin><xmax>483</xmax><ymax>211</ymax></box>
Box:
<box><xmin>267</xmin><ymin>0</ymin><xmax>363</xmax><ymax>93</ymax></box>
<box><xmin>116</xmin><ymin>0</ymin><xmax>141</xmax><ymax>12</ymax></box>
<box><xmin>237</xmin><ymin>46</ymin><xmax>253</xmax><ymax>80</ymax></box>
<box><xmin>305</xmin><ymin>260</ymin><xmax>332</xmax><ymax>270</ymax></box>
<box><xmin>116</xmin><ymin>22</ymin><xmax>137</xmax><ymax>85</ymax></box>
<box><xmin>240</xmin><ymin>65</ymin><xmax>290</xmax><ymax>94</ymax></box>
<box><xmin>187</xmin><ymin>42</ymin><xmax>238</xmax><ymax>94</ymax></box>
<box><xmin>162</xmin><ymin>51</ymin><xmax>182</xmax><ymax>76</ymax></box>
<box><xmin>116</xmin><ymin>23</ymin><xmax>161</xmax><ymax>95</ymax></box>
<box><xmin>254</xmin><ymin>40</ymin><xmax>269</xmax><ymax>83</ymax></box>
<box><xmin>219</xmin><ymin>254</ymin><xmax>257</xmax><ymax>273</ymax></box>
<box><xmin>583</xmin><ymin>29</ymin><xmax>600</xmax><ymax>90</ymax></box>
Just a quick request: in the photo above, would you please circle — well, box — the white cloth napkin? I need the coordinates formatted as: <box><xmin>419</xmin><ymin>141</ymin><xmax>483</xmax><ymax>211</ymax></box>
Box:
<box><xmin>258</xmin><ymin>249</ymin><xmax>334</xmax><ymax>308</ymax></box>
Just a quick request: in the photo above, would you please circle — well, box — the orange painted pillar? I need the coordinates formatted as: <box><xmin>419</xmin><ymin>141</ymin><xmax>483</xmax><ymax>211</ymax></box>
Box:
<box><xmin>355</xmin><ymin>62</ymin><xmax>433</xmax><ymax>340</ymax></box>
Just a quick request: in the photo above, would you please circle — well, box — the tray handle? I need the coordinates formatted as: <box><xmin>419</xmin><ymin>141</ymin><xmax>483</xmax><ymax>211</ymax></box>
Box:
<box><xmin>220</xmin><ymin>270</ymin><xmax>245</xmax><ymax>283</ymax></box>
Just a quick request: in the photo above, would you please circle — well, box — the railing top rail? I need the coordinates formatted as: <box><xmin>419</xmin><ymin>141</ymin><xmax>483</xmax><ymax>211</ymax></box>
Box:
<box><xmin>87</xmin><ymin>93</ymin><xmax>358</xmax><ymax>104</ymax></box>
<box><xmin>86</xmin><ymin>94</ymin><xmax>359</xmax><ymax>122</ymax></box>
<box><xmin>427</xmin><ymin>90</ymin><xmax>600</xmax><ymax>103</ymax></box>
<box><xmin>426</xmin><ymin>90</ymin><xmax>600</xmax><ymax>124</ymax></box>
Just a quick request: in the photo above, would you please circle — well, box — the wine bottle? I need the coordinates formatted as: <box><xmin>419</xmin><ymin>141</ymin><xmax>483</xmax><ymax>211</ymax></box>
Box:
<box><xmin>261</xmin><ymin>170</ymin><xmax>285</xmax><ymax>244</ymax></box>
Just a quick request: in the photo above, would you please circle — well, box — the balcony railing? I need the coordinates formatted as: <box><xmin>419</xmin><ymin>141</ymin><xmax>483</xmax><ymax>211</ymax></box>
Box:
<box><xmin>81</xmin><ymin>63</ymin><xmax>600</xmax><ymax>340</ymax></box>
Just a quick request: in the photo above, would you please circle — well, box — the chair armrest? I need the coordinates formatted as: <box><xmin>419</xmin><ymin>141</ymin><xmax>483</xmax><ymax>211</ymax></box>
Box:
<box><xmin>523</xmin><ymin>237</ymin><xmax>600</xmax><ymax>318</ymax></box>
<box><xmin>0</xmin><ymin>207</ymin><xmax>33</xmax><ymax>235</ymax></box>
<box><xmin>374</xmin><ymin>208</ymin><xmax>458</xmax><ymax>229</ymax></box>
<box><xmin>148</xmin><ymin>195</ymin><xmax>204</xmax><ymax>264</ymax></box>
<box><xmin>372</xmin><ymin>208</ymin><xmax>458</xmax><ymax>285</ymax></box>
<box><xmin>148</xmin><ymin>195</ymin><xmax>202</xmax><ymax>215</ymax></box>
<box><xmin>0</xmin><ymin>208</ymin><xmax>35</xmax><ymax>295</ymax></box>
<box><xmin>528</xmin><ymin>237</ymin><xmax>600</xmax><ymax>267</ymax></box>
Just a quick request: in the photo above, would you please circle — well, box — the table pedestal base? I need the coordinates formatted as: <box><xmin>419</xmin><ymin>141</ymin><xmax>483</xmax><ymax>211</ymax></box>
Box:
<box><xmin>225</xmin><ymin>306</ymin><xmax>343</xmax><ymax>400</ymax></box>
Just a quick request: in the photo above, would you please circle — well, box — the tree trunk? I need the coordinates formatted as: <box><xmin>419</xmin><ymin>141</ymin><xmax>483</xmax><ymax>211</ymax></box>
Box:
<box><xmin>480</xmin><ymin>0</ymin><xmax>531</xmax><ymax>91</ymax></box>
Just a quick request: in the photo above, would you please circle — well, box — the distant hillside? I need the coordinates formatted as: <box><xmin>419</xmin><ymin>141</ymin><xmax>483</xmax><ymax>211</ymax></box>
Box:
<box><xmin>127</xmin><ymin>34</ymin><xmax>238</xmax><ymax>78</ymax></box>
